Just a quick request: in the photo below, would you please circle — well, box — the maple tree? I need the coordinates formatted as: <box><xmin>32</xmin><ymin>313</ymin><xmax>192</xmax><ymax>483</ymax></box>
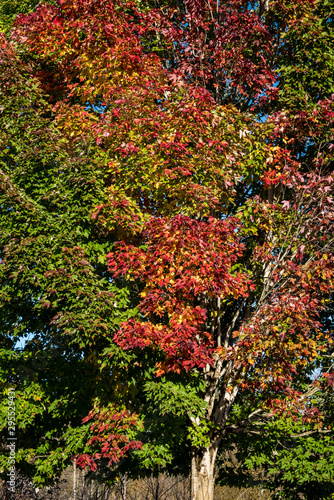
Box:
<box><xmin>0</xmin><ymin>33</ymin><xmax>141</xmax><ymax>485</ymax></box>
<box><xmin>1</xmin><ymin>0</ymin><xmax>334</xmax><ymax>499</ymax></box>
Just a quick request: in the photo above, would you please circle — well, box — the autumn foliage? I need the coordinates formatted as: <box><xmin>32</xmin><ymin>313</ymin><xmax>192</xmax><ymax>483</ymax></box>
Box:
<box><xmin>76</xmin><ymin>404</ymin><xmax>142</xmax><ymax>472</ymax></box>
<box><xmin>1</xmin><ymin>0</ymin><xmax>334</xmax><ymax>498</ymax></box>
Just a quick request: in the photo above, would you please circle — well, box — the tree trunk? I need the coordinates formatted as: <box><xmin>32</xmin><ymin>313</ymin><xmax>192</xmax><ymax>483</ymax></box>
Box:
<box><xmin>73</xmin><ymin>458</ymin><xmax>77</xmax><ymax>500</ymax></box>
<box><xmin>120</xmin><ymin>473</ymin><xmax>127</xmax><ymax>500</ymax></box>
<box><xmin>191</xmin><ymin>445</ymin><xmax>218</xmax><ymax>500</ymax></box>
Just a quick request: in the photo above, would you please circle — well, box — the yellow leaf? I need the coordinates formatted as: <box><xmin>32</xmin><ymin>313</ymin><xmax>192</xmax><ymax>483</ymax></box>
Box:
<box><xmin>248</xmin><ymin>356</ymin><xmax>254</xmax><ymax>366</ymax></box>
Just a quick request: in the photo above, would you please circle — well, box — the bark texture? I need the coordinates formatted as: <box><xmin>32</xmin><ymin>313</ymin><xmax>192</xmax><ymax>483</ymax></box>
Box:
<box><xmin>191</xmin><ymin>446</ymin><xmax>218</xmax><ymax>500</ymax></box>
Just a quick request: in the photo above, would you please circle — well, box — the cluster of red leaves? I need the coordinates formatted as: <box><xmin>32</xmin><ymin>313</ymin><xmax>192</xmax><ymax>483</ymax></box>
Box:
<box><xmin>107</xmin><ymin>215</ymin><xmax>252</xmax><ymax>373</ymax></box>
<box><xmin>227</xmin><ymin>169</ymin><xmax>334</xmax><ymax>402</ymax></box>
<box><xmin>76</xmin><ymin>405</ymin><xmax>142</xmax><ymax>471</ymax></box>
<box><xmin>12</xmin><ymin>0</ymin><xmax>165</xmax><ymax>105</ymax></box>
<box><xmin>11</xmin><ymin>0</ymin><xmax>280</xmax><ymax>112</ymax></box>
<box><xmin>148</xmin><ymin>0</ymin><xmax>277</xmax><ymax>105</ymax></box>
<box><xmin>269</xmin><ymin>96</ymin><xmax>334</xmax><ymax>149</ymax></box>
<box><xmin>13</xmin><ymin>0</ymin><xmax>258</xmax><ymax>227</ymax></box>
<box><xmin>323</xmin><ymin>373</ymin><xmax>334</xmax><ymax>389</ymax></box>
<box><xmin>89</xmin><ymin>83</ymin><xmax>236</xmax><ymax>222</ymax></box>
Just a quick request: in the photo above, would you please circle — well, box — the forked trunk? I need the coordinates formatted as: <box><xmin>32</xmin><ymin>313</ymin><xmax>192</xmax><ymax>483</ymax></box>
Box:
<box><xmin>191</xmin><ymin>445</ymin><xmax>218</xmax><ymax>500</ymax></box>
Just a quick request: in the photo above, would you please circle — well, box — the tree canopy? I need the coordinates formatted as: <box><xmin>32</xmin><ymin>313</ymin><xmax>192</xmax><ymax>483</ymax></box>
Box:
<box><xmin>1</xmin><ymin>1</ymin><xmax>334</xmax><ymax>499</ymax></box>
